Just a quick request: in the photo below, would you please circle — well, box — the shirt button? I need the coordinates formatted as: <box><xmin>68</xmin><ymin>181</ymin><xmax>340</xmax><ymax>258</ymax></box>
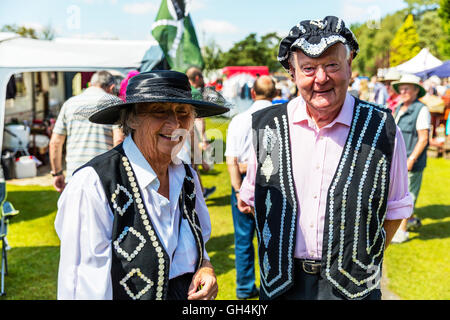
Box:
<box><xmin>313</xmin><ymin>195</ymin><xmax>318</xmax><ymax>199</ymax></box>
<box><xmin>310</xmin><ymin>224</ymin><xmax>314</xmax><ymax>228</ymax></box>
<box><xmin>316</xmin><ymin>165</ymin><xmax>320</xmax><ymax>169</ymax></box>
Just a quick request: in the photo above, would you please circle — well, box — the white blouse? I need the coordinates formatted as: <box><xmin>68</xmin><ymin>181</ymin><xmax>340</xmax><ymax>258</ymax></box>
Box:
<box><xmin>54</xmin><ymin>135</ymin><xmax>211</xmax><ymax>300</ymax></box>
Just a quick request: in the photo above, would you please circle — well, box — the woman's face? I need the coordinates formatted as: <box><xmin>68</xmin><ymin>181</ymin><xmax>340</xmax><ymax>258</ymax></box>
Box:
<box><xmin>132</xmin><ymin>102</ymin><xmax>195</xmax><ymax>162</ymax></box>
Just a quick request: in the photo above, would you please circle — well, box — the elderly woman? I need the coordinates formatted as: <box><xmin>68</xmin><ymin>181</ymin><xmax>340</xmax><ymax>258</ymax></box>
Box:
<box><xmin>391</xmin><ymin>74</ymin><xmax>430</xmax><ymax>243</ymax></box>
<box><xmin>54</xmin><ymin>70</ymin><xmax>229</xmax><ymax>300</ymax></box>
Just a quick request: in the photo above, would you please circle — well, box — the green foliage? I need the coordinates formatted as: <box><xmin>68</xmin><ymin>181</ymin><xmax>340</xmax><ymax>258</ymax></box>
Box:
<box><xmin>404</xmin><ymin>0</ymin><xmax>440</xmax><ymax>14</ymax></box>
<box><xmin>389</xmin><ymin>14</ymin><xmax>421</xmax><ymax>67</ymax></box>
<box><xmin>417</xmin><ymin>10</ymin><xmax>449</xmax><ymax>59</ymax></box>
<box><xmin>202</xmin><ymin>32</ymin><xmax>282</xmax><ymax>73</ymax></box>
<box><xmin>349</xmin><ymin>0</ymin><xmax>449</xmax><ymax>74</ymax></box>
<box><xmin>1</xmin><ymin>24</ymin><xmax>39</xmax><ymax>39</ymax></box>
<box><xmin>437</xmin><ymin>0</ymin><xmax>450</xmax><ymax>58</ymax></box>
<box><xmin>1</xmin><ymin>24</ymin><xmax>55</xmax><ymax>40</ymax></box>
<box><xmin>202</xmin><ymin>39</ymin><xmax>224</xmax><ymax>71</ymax></box>
<box><xmin>352</xmin><ymin>11</ymin><xmax>406</xmax><ymax>75</ymax></box>
<box><xmin>439</xmin><ymin>0</ymin><xmax>450</xmax><ymax>27</ymax></box>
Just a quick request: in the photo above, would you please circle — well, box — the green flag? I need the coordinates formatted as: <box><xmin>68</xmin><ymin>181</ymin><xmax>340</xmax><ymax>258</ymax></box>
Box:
<box><xmin>151</xmin><ymin>0</ymin><xmax>204</xmax><ymax>72</ymax></box>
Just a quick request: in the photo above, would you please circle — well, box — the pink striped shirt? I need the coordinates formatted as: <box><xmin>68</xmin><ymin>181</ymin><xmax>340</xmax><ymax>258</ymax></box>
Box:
<box><xmin>240</xmin><ymin>93</ymin><xmax>413</xmax><ymax>260</ymax></box>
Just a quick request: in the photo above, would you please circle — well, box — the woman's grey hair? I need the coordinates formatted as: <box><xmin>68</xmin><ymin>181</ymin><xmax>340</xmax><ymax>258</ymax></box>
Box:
<box><xmin>118</xmin><ymin>104</ymin><xmax>139</xmax><ymax>136</ymax></box>
<box><xmin>118</xmin><ymin>103</ymin><xmax>197</xmax><ymax>136</ymax></box>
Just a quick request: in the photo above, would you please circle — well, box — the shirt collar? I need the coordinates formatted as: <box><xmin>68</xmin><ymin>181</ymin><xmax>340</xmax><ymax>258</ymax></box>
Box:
<box><xmin>122</xmin><ymin>135</ymin><xmax>186</xmax><ymax>196</ymax></box>
<box><xmin>291</xmin><ymin>93</ymin><xmax>354</xmax><ymax>129</ymax></box>
<box><xmin>248</xmin><ymin>99</ymin><xmax>273</xmax><ymax>113</ymax></box>
<box><xmin>123</xmin><ymin>135</ymin><xmax>159</xmax><ymax>191</ymax></box>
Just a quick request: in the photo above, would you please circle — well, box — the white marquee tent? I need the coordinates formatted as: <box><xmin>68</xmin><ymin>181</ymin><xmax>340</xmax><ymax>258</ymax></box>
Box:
<box><xmin>391</xmin><ymin>47</ymin><xmax>443</xmax><ymax>74</ymax></box>
<box><xmin>0</xmin><ymin>32</ymin><xmax>162</xmax><ymax>148</ymax></box>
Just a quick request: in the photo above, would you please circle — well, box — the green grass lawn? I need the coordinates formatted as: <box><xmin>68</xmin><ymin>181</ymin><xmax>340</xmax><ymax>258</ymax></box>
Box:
<box><xmin>383</xmin><ymin>157</ymin><xmax>450</xmax><ymax>300</ymax></box>
<box><xmin>0</xmin><ymin>117</ymin><xmax>448</xmax><ymax>300</ymax></box>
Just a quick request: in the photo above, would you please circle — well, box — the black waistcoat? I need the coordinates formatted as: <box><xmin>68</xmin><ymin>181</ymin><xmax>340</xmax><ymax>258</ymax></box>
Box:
<box><xmin>78</xmin><ymin>144</ymin><xmax>204</xmax><ymax>300</ymax></box>
<box><xmin>252</xmin><ymin>99</ymin><xmax>396</xmax><ymax>300</ymax></box>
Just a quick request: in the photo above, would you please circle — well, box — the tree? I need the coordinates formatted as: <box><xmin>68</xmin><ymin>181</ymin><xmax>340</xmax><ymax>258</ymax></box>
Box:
<box><xmin>437</xmin><ymin>0</ymin><xmax>450</xmax><ymax>58</ymax></box>
<box><xmin>1</xmin><ymin>24</ymin><xmax>55</xmax><ymax>40</ymax></box>
<box><xmin>202</xmin><ymin>39</ymin><xmax>224</xmax><ymax>71</ymax></box>
<box><xmin>417</xmin><ymin>10</ymin><xmax>448</xmax><ymax>58</ymax></box>
<box><xmin>389</xmin><ymin>14</ymin><xmax>421</xmax><ymax>66</ymax></box>
<box><xmin>351</xmin><ymin>10</ymin><xmax>406</xmax><ymax>75</ymax></box>
<box><xmin>202</xmin><ymin>32</ymin><xmax>283</xmax><ymax>72</ymax></box>
<box><xmin>219</xmin><ymin>32</ymin><xmax>282</xmax><ymax>72</ymax></box>
<box><xmin>404</xmin><ymin>0</ymin><xmax>440</xmax><ymax>14</ymax></box>
<box><xmin>1</xmin><ymin>24</ymin><xmax>38</xmax><ymax>39</ymax></box>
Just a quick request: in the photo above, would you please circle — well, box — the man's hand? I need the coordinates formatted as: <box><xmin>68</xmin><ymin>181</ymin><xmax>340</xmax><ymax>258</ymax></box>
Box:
<box><xmin>187</xmin><ymin>260</ymin><xmax>218</xmax><ymax>300</ymax></box>
<box><xmin>407</xmin><ymin>158</ymin><xmax>415</xmax><ymax>171</ymax></box>
<box><xmin>237</xmin><ymin>195</ymin><xmax>254</xmax><ymax>216</ymax></box>
<box><xmin>383</xmin><ymin>219</ymin><xmax>403</xmax><ymax>249</ymax></box>
<box><xmin>53</xmin><ymin>175</ymin><xmax>66</xmax><ymax>193</ymax></box>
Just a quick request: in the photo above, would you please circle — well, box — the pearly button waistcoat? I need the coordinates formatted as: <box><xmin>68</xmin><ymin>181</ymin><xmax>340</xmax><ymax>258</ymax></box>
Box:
<box><xmin>252</xmin><ymin>99</ymin><xmax>396</xmax><ymax>300</ymax></box>
<box><xmin>77</xmin><ymin>144</ymin><xmax>204</xmax><ymax>300</ymax></box>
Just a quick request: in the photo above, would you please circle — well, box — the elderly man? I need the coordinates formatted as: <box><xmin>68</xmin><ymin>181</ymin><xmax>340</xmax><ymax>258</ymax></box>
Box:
<box><xmin>49</xmin><ymin>71</ymin><xmax>124</xmax><ymax>192</ymax></box>
<box><xmin>238</xmin><ymin>16</ymin><xmax>413</xmax><ymax>300</ymax></box>
<box><xmin>225</xmin><ymin>75</ymin><xmax>276</xmax><ymax>299</ymax></box>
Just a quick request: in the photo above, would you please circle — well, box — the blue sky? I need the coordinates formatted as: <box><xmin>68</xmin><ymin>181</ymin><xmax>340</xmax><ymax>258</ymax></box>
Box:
<box><xmin>0</xmin><ymin>0</ymin><xmax>408</xmax><ymax>50</ymax></box>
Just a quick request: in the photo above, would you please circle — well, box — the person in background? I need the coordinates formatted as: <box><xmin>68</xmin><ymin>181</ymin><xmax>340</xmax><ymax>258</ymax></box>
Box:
<box><xmin>347</xmin><ymin>74</ymin><xmax>359</xmax><ymax>98</ymax></box>
<box><xmin>371</xmin><ymin>75</ymin><xmax>389</xmax><ymax>106</ymax></box>
<box><xmin>358</xmin><ymin>78</ymin><xmax>370</xmax><ymax>101</ymax></box>
<box><xmin>184</xmin><ymin>66</ymin><xmax>216</xmax><ymax>199</ymax></box>
<box><xmin>238</xmin><ymin>16</ymin><xmax>412</xmax><ymax>300</ymax></box>
<box><xmin>225</xmin><ymin>75</ymin><xmax>276</xmax><ymax>299</ymax></box>
<box><xmin>390</xmin><ymin>74</ymin><xmax>430</xmax><ymax>243</ymax></box>
<box><xmin>380</xmin><ymin>70</ymin><xmax>402</xmax><ymax>112</ymax></box>
<box><xmin>49</xmin><ymin>71</ymin><xmax>124</xmax><ymax>193</ymax></box>
<box><xmin>272</xmin><ymin>82</ymin><xmax>289</xmax><ymax>104</ymax></box>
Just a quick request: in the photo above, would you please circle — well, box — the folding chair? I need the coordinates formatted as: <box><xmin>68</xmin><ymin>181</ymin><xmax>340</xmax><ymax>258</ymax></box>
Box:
<box><xmin>0</xmin><ymin>181</ymin><xmax>19</xmax><ymax>296</ymax></box>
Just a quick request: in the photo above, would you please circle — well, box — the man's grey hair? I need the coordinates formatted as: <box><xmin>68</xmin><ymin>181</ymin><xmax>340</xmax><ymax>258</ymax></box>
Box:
<box><xmin>90</xmin><ymin>71</ymin><xmax>115</xmax><ymax>91</ymax></box>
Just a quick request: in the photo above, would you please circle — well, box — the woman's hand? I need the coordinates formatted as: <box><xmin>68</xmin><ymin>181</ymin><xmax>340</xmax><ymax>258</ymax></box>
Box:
<box><xmin>187</xmin><ymin>259</ymin><xmax>218</xmax><ymax>300</ymax></box>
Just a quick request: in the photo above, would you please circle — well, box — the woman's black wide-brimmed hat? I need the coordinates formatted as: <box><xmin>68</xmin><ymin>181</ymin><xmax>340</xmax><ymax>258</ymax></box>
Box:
<box><xmin>88</xmin><ymin>70</ymin><xmax>230</xmax><ymax>124</ymax></box>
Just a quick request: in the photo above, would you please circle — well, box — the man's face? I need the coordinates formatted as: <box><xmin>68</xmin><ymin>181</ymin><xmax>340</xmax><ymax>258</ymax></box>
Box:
<box><xmin>398</xmin><ymin>84</ymin><xmax>419</xmax><ymax>105</ymax></box>
<box><xmin>290</xmin><ymin>43</ymin><xmax>352</xmax><ymax>115</ymax></box>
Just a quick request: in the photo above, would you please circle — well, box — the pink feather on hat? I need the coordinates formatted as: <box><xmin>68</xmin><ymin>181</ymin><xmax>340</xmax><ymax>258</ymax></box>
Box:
<box><xmin>119</xmin><ymin>70</ymin><xmax>140</xmax><ymax>102</ymax></box>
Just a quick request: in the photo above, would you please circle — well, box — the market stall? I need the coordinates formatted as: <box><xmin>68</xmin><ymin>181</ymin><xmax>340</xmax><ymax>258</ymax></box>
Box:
<box><xmin>0</xmin><ymin>33</ymin><xmax>162</xmax><ymax>177</ymax></box>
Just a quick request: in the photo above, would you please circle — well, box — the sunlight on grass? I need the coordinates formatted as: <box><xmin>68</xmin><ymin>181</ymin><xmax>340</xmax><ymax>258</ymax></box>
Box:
<box><xmin>384</xmin><ymin>158</ymin><xmax>450</xmax><ymax>300</ymax></box>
